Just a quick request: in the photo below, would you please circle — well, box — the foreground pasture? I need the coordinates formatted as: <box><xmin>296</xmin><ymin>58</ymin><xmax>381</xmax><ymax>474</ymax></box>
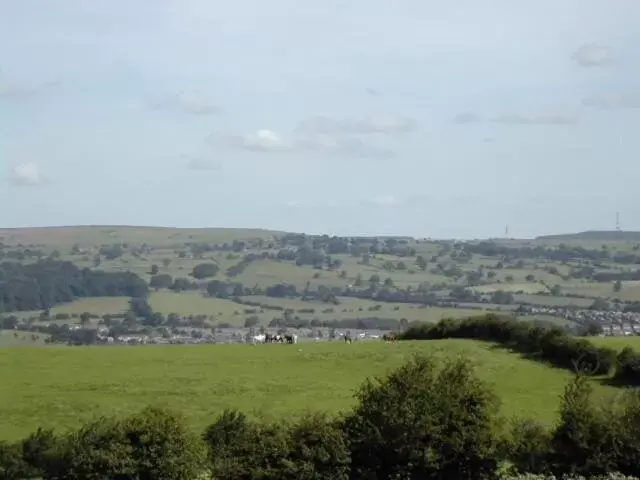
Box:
<box><xmin>0</xmin><ymin>339</ymin><xmax>621</xmax><ymax>441</ymax></box>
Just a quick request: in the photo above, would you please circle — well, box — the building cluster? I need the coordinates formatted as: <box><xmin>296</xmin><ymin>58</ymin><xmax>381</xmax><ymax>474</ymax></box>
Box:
<box><xmin>523</xmin><ymin>306</ymin><xmax>640</xmax><ymax>336</ymax></box>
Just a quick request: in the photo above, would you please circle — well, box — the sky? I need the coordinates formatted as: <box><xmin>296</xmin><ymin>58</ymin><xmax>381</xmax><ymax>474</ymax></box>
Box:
<box><xmin>1</xmin><ymin>0</ymin><xmax>639</xmax><ymax>239</ymax></box>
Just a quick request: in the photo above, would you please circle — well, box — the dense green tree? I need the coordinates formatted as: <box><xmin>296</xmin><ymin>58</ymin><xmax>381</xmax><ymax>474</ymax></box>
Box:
<box><xmin>192</xmin><ymin>263</ymin><xmax>219</xmax><ymax>279</ymax></box>
<box><xmin>50</xmin><ymin>407</ymin><xmax>206</xmax><ymax>479</ymax></box>
<box><xmin>343</xmin><ymin>355</ymin><xmax>500</xmax><ymax>479</ymax></box>
<box><xmin>149</xmin><ymin>274</ymin><xmax>173</xmax><ymax>289</ymax></box>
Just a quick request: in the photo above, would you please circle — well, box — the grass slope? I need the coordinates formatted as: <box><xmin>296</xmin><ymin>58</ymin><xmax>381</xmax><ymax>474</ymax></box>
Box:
<box><xmin>0</xmin><ymin>330</ymin><xmax>49</xmax><ymax>346</ymax></box>
<box><xmin>0</xmin><ymin>339</ymin><xmax>621</xmax><ymax>441</ymax></box>
<box><xmin>0</xmin><ymin>225</ymin><xmax>286</xmax><ymax>247</ymax></box>
<box><xmin>591</xmin><ymin>336</ymin><xmax>640</xmax><ymax>351</ymax></box>
<box><xmin>15</xmin><ymin>292</ymin><xmax>504</xmax><ymax>326</ymax></box>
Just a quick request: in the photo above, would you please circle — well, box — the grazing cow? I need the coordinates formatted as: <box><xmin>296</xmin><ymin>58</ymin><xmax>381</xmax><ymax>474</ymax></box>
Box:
<box><xmin>382</xmin><ymin>333</ymin><xmax>397</xmax><ymax>343</ymax></box>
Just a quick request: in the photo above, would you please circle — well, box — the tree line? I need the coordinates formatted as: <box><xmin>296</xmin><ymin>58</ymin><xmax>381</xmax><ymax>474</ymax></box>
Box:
<box><xmin>2</xmin><ymin>354</ymin><xmax>640</xmax><ymax>479</ymax></box>
<box><xmin>0</xmin><ymin>260</ymin><xmax>148</xmax><ymax>313</ymax></box>
<box><xmin>400</xmin><ymin>314</ymin><xmax>640</xmax><ymax>386</ymax></box>
<box><xmin>465</xmin><ymin>240</ymin><xmax>640</xmax><ymax>267</ymax></box>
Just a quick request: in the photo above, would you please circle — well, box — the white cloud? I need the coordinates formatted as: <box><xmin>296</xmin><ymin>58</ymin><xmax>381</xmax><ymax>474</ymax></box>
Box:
<box><xmin>296</xmin><ymin>115</ymin><xmax>417</xmax><ymax>135</ymax></box>
<box><xmin>152</xmin><ymin>90</ymin><xmax>220</xmax><ymax>115</ymax></box>
<box><xmin>234</xmin><ymin>129</ymin><xmax>294</xmax><ymax>152</ymax></box>
<box><xmin>208</xmin><ymin>126</ymin><xmax>393</xmax><ymax>158</ymax></box>
<box><xmin>9</xmin><ymin>163</ymin><xmax>45</xmax><ymax>186</ymax></box>
<box><xmin>206</xmin><ymin>112</ymin><xmax>413</xmax><ymax>159</ymax></box>
<box><xmin>453</xmin><ymin>113</ymin><xmax>483</xmax><ymax>124</ymax></box>
<box><xmin>295</xmin><ymin>132</ymin><xmax>392</xmax><ymax>159</ymax></box>
<box><xmin>182</xmin><ymin>155</ymin><xmax>221</xmax><ymax>171</ymax></box>
<box><xmin>582</xmin><ymin>92</ymin><xmax>640</xmax><ymax>109</ymax></box>
<box><xmin>365</xmin><ymin>194</ymin><xmax>399</xmax><ymax>206</ymax></box>
<box><xmin>492</xmin><ymin>110</ymin><xmax>578</xmax><ymax>125</ymax></box>
<box><xmin>346</xmin><ymin>115</ymin><xmax>417</xmax><ymax>134</ymax></box>
<box><xmin>572</xmin><ymin>43</ymin><xmax>614</xmax><ymax>67</ymax></box>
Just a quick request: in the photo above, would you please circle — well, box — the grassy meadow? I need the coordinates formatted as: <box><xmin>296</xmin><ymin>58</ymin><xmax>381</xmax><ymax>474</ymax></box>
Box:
<box><xmin>0</xmin><ymin>330</ymin><xmax>49</xmax><ymax>346</ymax></box>
<box><xmin>0</xmin><ymin>339</ymin><xmax>623</xmax><ymax>442</ymax></box>
<box><xmin>591</xmin><ymin>335</ymin><xmax>640</xmax><ymax>351</ymax></box>
<box><xmin>14</xmin><ymin>292</ymin><xmax>499</xmax><ymax>326</ymax></box>
<box><xmin>0</xmin><ymin>225</ymin><xmax>284</xmax><ymax>248</ymax></box>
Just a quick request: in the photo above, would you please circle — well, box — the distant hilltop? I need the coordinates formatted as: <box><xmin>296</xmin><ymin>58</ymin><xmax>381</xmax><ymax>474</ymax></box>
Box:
<box><xmin>536</xmin><ymin>230</ymin><xmax>640</xmax><ymax>242</ymax></box>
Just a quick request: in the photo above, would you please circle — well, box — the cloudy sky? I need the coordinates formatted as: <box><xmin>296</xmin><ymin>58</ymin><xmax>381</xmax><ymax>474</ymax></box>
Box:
<box><xmin>1</xmin><ymin>0</ymin><xmax>639</xmax><ymax>238</ymax></box>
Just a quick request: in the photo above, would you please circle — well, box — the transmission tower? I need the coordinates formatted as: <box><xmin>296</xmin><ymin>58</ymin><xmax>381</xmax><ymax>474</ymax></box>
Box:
<box><xmin>616</xmin><ymin>212</ymin><xmax>621</xmax><ymax>232</ymax></box>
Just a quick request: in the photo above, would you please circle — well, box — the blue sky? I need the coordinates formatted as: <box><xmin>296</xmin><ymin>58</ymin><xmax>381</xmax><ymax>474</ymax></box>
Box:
<box><xmin>1</xmin><ymin>0</ymin><xmax>639</xmax><ymax>238</ymax></box>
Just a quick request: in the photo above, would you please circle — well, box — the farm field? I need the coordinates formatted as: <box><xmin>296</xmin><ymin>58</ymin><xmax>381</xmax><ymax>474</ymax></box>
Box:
<box><xmin>591</xmin><ymin>335</ymin><xmax>640</xmax><ymax>351</ymax></box>
<box><xmin>13</xmin><ymin>292</ymin><xmax>503</xmax><ymax>326</ymax></box>
<box><xmin>0</xmin><ymin>226</ymin><xmax>283</xmax><ymax>248</ymax></box>
<box><xmin>0</xmin><ymin>339</ymin><xmax>621</xmax><ymax>442</ymax></box>
<box><xmin>513</xmin><ymin>294</ymin><xmax>593</xmax><ymax>308</ymax></box>
<box><xmin>0</xmin><ymin>330</ymin><xmax>49</xmax><ymax>346</ymax></box>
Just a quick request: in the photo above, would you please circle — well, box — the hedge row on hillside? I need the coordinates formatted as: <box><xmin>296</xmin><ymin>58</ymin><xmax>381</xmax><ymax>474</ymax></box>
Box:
<box><xmin>614</xmin><ymin>346</ymin><xmax>640</xmax><ymax>386</ymax></box>
<box><xmin>399</xmin><ymin>314</ymin><xmax>622</xmax><ymax>377</ymax></box>
<box><xmin>3</xmin><ymin>355</ymin><xmax>640</xmax><ymax>479</ymax></box>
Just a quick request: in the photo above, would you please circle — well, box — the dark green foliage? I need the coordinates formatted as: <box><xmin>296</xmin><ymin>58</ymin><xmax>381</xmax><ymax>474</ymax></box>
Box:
<box><xmin>0</xmin><ymin>441</ymin><xmax>35</xmax><ymax>480</ymax></box>
<box><xmin>191</xmin><ymin>263</ymin><xmax>219</xmax><ymax>279</ymax></box>
<box><xmin>0</xmin><ymin>260</ymin><xmax>148</xmax><ymax>313</ymax></box>
<box><xmin>615</xmin><ymin>347</ymin><xmax>640</xmax><ymax>385</ymax></box>
<box><xmin>550</xmin><ymin>375</ymin><xmax>622</xmax><ymax>476</ymax></box>
<box><xmin>343</xmin><ymin>355</ymin><xmax>501</xmax><ymax>479</ymax></box>
<box><xmin>129</xmin><ymin>296</ymin><xmax>153</xmax><ymax>319</ymax></box>
<box><xmin>501</xmin><ymin>418</ymin><xmax>552</xmax><ymax>475</ymax></box>
<box><xmin>149</xmin><ymin>274</ymin><xmax>173</xmax><ymax>289</ymax></box>
<box><xmin>46</xmin><ymin>407</ymin><xmax>206</xmax><ymax>479</ymax></box>
<box><xmin>400</xmin><ymin>314</ymin><xmax>617</xmax><ymax>376</ymax></box>
<box><xmin>203</xmin><ymin>410</ymin><xmax>350</xmax><ymax>479</ymax></box>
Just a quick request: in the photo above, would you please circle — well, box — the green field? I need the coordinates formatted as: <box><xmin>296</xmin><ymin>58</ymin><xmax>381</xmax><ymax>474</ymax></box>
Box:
<box><xmin>591</xmin><ymin>335</ymin><xmax>640</xmax><ymax>350</ymax></box>
<box><xmin>15</xmin><ymin>292</ymin><xmax>501</xmax><ymax>326</ymax></box>
<box><xmin>0</xmin><ymin>339</ymin><xmax>621</xmax><ymax>442</ymax></box>
<box><xmin>0</xmin><ymin>330</ymin><xmax>49</xmax><ymax>346</ymax></box>
<box><xmin>0</xmin><ymin>225</ymin><xmax>284</xmax><ymax>248</ymax></box>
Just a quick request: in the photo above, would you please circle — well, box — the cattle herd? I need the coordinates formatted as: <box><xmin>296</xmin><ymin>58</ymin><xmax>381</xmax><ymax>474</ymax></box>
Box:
<box><xmin>251</xmin><ymin>333</ymin><xmax>298</xmax><ymax>344</ymax></box>
<box><xmin>251</xmin><ymin>332</ymin><xmax>398</xmax><ymax>345</ymax></box>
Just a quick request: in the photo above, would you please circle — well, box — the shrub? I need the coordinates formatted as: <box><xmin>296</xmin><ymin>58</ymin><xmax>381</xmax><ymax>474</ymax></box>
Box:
<box><xmin>203</xmin><ymin>410</ymin><xmax>349</xmax><ymax>479</ymax></box>
<box><xmin>51</xmin><ymin>407</ymin><xmax>206</xmax><ymax>479</ymax></box>
<box><xmin>550</xmin><ymin>375</ymin><xmax>630</xmax><ymax>477</ymax></box>
<box><xmin>191</xmin><ymin>263</ymin><xmax>220</xmax><ymax>280</ymax></box>
<box><xmin>343</xmin><ymin>354</ymin><xmax>501</xmax><ymax>479</ymax></box>
<box><xmin>0</xmin><ymin>441</ymin><xmax>36</xmax><ymax>480</ymax></box>
<box><xmin>614</xmin><ymin>347</ymin><xmax>640</xmax><ymax>386</ymax></box>
<box><xmin>502</xmin><ymin>418</ymin><xmax>552</xmax><ymax>475</ymax></box>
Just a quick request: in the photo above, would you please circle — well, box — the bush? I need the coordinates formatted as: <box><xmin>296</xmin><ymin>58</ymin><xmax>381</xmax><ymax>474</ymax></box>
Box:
<box><xmin>150</xmin><ymin>274</ymin><xmax>173</xmax><ymax>289</ymax></box>
<box><xmin>0</xmin><ymin>441</ymin><xmax>36</xmax><ymax>480</ymax></box>
<box><xmin>203</xmin><ymin>410</ymin><xmax>349</xmax><ymax>479</ymax></box>
<box><xmin>50</xmin><ymin>407</ymin><xmax>207</xmax><ymax>479</ymax></box>
<box><xmin>614</xmin><ymin>347</ymin><xmax>640</xmax><ymax>385</ymax></box>
<box><xmin>191</xmin><ymin>263</ymin><xmax>220</xmax><ymax>280</ymax></box>
<box><xmin>502</xmin><ymin>418</ymin><xmax>552</xmax><ymax>475</ymax></box>
<box><xmin>549</xmin><ymin>374</ymin><xmax>640</xmax><ymax>478</ymax></box>
<box><xmin>342</xmin><ymin>354</ymin><xmax>501</xmax><ymax>479</ymax></box>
